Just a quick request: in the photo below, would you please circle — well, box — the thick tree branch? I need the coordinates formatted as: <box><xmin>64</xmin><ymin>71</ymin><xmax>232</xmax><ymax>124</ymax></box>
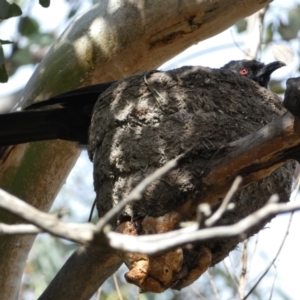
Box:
<box><xmin>200</xmin><ymin>112</ymin><xmax>300</xmax><ymax>206</ymax></box>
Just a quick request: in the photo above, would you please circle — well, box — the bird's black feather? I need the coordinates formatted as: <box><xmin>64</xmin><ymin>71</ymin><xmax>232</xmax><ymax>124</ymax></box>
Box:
<box><xmin>0</xmin><ymin>60</ymin><xmax>285</xmax><ymax>147</ymax></box>
<box><xmin>221</xmin><ymin>60</ymin><xmax>285</xmax><ymax>88</ymax></box>
<box><xmin>283</xmin><ymin>77</ymin><xmax>300</xmax><ymax>118</ymax></box>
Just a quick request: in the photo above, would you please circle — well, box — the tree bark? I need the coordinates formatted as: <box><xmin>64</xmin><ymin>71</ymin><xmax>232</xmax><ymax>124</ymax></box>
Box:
<box><xmin>38</xmin><ymin>247</ymin><xmax>122</xmax><ymax>300</ymax></box>
<box><xmin>0</xmin><ymin>1</ymin><xmax>272</xmax><ymax>299</ymax></box>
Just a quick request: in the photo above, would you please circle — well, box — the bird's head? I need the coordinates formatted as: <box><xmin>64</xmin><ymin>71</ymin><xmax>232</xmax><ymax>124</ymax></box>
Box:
<box><xmin>221</xmin><ymin>59</ymin><xmax>286</xmax><ymax>88</ymax></box>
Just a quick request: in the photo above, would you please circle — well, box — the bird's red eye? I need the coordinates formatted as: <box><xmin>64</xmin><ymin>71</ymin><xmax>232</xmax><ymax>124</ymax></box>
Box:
<box><xmin>240</xmin><ymin>68</ymin><xmax>248</xmax><ymax>75</ymax></box>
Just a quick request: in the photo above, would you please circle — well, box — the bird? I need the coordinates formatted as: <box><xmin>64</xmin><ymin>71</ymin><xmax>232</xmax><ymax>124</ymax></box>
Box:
<box><xmin>0</xmin><ymin>60</ymin><xmax>285</xmax><ymax>147</ymax></box>
<box><xmin>0</xmin><ymin>81</ymin><xmax>115</xmax><ymax>146</ymax></box>
<box><xmin>0</xmin><ymin>61</ymin><xmax>290</xmax><ymax>293</ymax></box>
<box><xmin>221</xmin><ymin>59</ymin><xmax>285</xmax><ymax>89</ymax></box>
<box><xmin>283</xmin><ymin>76</ymin><xmax>300</xmax><ymax>118</ymax></box>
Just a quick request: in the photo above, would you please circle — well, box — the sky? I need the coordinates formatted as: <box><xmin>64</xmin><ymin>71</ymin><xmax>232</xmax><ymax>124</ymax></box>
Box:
<box><xmin>1</xmin><ymin>0</ymin><xmax>300</xmax><ymax>299</ymax></box>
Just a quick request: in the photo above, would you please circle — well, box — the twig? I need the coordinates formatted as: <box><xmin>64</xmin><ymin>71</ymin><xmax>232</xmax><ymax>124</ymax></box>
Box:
<box><xmin>106</xmin><ymin>201</ymin><xmax>300</xmax><ymax>254</ymax></box>
<box><xmin>206</xmin><ymin>269</ymin><xmax>221</xmax><ymax>300</ymax></box>
<box><xmin>113</xmin><ymin>274</ymin><xmax>124</xmax><ymax>300</ymax></box>
<box><xmin>197</xmin><ymin>203</ymin><xmax>212</xmax><ymax>228</ymax></box>
<box><xmin>0</xmin><ymin>189</ymin><xmax>95</xmax><ymax>243</ymax></box>
<box><xmin>230</xmin><ymin>30</ymin><xmax>249</xmax><ymax>58</ymax></box>
<box><xmin>1</xmin><ymin>187</ymin><xmax>300</xmax><ymax>255</ymax></box>
<box><xmin>269</xmin><ymin>263</ymin><xmax>278</xmax><ymax>300</ymax></box>
<box><xmin>144</xmin><ymin>71</ymin><xmax>164</xmax><ymax>106</ymax></box>
<box><xmin>0</xmin><ymin>223</ymin><xmax>41</xmax><ymax>235</ymax></box>
<box><xmin>243</xmin><ymin>7</ymin><xmax>267</xmax><ymax>59</ymax></box>
<box><xmin>95</xmin><ymin>155</ymin><xmax>182</xmax><ymax>231</ymax></box>
<box><xmin>95</xmin><ymin>287</ymin><xmax>102</xmax><ymax>300</ymax></box>
<box><xmin>223</xmin><ymin>260</ymin><xmax>239</xmax><ymax>292</ymax></box>
<box><xmin>88</xmin><ymin>199</ymin><xmax>97</xmax><ymax>222</ymax></box>
<box><xmin>205</xmin><ymin>176</ymin><xmax>242</xmax><ymax>227</ymax></box>
<box><xmin>247</xmin><ymin>234</ymin><xmax>259</xmax><ymax>276</ymax></box>
<box><xmin>189</xmin><ymin>284</ymin><xmax>208</xmax><ymax>300</ymax></box>
<box><xmin>243</xmin><ymin>166</ymin><xmax>300</xmax><ymax>299</ymax></box>
<box><xmin>238</xmin><ymin>240</ymin><xmax>248</xmax><ymax>299</ymax></box>
<box><xmin>243</xmin><ymin>211</ymin><xmax>294</xmax><ymax>300</ymax></box>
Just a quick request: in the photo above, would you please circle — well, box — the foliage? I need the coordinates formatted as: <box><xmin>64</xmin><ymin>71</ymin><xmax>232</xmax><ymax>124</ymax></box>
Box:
<box><xmin>0</xmin><ymin>0</ymin><xmax>96</xmax><ymax>83</ymax></box>
<box><xmin>235</xmin><ymin>3</ymin><xmax>300</xmax><ymax>94</ymax></box>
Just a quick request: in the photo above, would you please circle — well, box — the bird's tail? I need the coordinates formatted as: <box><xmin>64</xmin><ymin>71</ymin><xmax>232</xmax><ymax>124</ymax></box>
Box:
<box><xmin>0</xmin><ymin>108</ymin><xmax>90</xmax><ymax>146</ymax></box>
<box><xmin>0</xmin><ymin>81</ymin><xmax>116</xmax><ymax>146</ymax></box>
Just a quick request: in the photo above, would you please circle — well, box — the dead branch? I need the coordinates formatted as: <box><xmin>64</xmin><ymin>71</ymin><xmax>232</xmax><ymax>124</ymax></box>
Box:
<box><xmin>0</xmin><ymin>187</ymin><xmax>299</xmax><ymax>255</ymax></box>
<box><xmin>200</xmin><ymin>112</ymin><xmax>300</xmax><ymax>206</ymax></box>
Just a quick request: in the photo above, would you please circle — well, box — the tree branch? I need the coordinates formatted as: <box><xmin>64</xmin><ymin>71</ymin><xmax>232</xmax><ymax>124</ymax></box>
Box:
<box><xmin>200</xmin><ymin>112</ymin><xmax>300</xmax><ymax>206</ymax></box>
<box><xmin>1</xmin><ymin>188</ymin><xmax>300</xmax><ymax>255</ymax></box>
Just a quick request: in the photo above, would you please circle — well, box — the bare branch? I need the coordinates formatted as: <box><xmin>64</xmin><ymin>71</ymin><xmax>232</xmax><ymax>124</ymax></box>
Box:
<box><xmin>223</xmin><ymin>260</ymin><xmax>239</xmax><ymax>292</ymax></box>
<box><xmin>96</xmin><ymin>155</ymin><xmax>181</xmax><ymax>231</ymax></box>
<box><xmin>205</xmin><ymin>176</ymin><xmax>242</xmax><ymax>227</ymax></box>
<box><xmin>244</xmin><ymin>7</ymin><xmax>267</xmax><ymax>59</ymax></box>
<box><xmin>268</xmin><ymin>263</ymin><xmax>278</xmax><ymax>300</ymax></box>
<box><xmin>189</xmin><ymin>285</ymin><xmax>208</xmax><ymax>300</ymax></box>
<box><xmin>113</xmin><ymin>274</ymin><xmax>124</xmax><ymax>300</ymax></box>
<box><xmin>207</xmin><ymin>269</ymin><xmax>221</xmax><ymax>300</ymax></box>
<box><xmin>1</xmin><ymin>187</ymin><xmax>300</xmax><ymax>257</ymax></box>
<box><xmin>0</xmin><ymin>223</ymin><xmax>41</xmax><ymax>235</ymax></box>
<box><xmin>238</xmin><ymin>240</ymin><xmax>248</xmax><ymax>299</ymax></box>
<box><xmin>200</xmin><ymin>113</ymin><xmax>300</xmax><ymax>206</ymax></box>
<box><xmin>107</xmin><ymin>201</ymin><xmax>300</xmax><ymax>254</ymax></box>
<box><xmin>243</xmin><ymin>211</ymin><xmax>294</xmax><ymax>300</ymax></box>
<box><xmin>248</xmin><ymin>234</ymin><xmax>259</xmax><ymax>277</ymax></box>
<box><xmin>0</xmin><ymin>189</ymin><xmax>95</xmax><ymax>244</ymax></box>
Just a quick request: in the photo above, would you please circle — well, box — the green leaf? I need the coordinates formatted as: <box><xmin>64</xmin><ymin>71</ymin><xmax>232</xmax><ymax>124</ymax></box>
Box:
<box><xmin>11</xmin><ymin>48</ymin><xmax>32</xmax><ymax>65</ymax></box>
<box><xmin>0</xmin><ymin>0</ymin><xmax>9</xmax><ymax>19</ymax></box>
<box><xmin>288</xmin><ymin>5</ymin><xmax>300</xmax><ymax>34</ymax></box>
<box><xmin>278</xmin><ymin>22</ymin><xmax>295</xmax><ymax>41</ymax></box>
<box><xmin>28</xmin><ymin>32</ymin><xmax>55</xmax><ymax>46</ymax></box>
<box><xmin>67</xmin><ymin>7</ymin><xmax>78</xmax><ymax>19</ymax></box>
<box><xmin>278</xmin><ymin>5</ymin><xmax>300</xmax><ymax>41</ymax></box>
<box><xmin>269</xmin><ymin>80</ymin><xmax>285</xmax><ymax>95</ymax></box>
<box><xmin>0</xmin><ymin>64</ymin><xmax>8</xmax><ymax>82</ymax></box>
<box><xmin>6</xmin><ymin>3</ymin><xmax>22</xmax><ymax>18</ymax></box>
<box><xmin>39</xmin><ymin>0</ymin><xmax>50</xmax><ymax>8</ymax></box>
<box><xmin>18</xmin><ymin>17</ymin><xmax>40</xmax><ymax>37</ymax></box>
<box><xmin>235</xmin><ymin>19</ymin><xmax>247</xmax><ymax>33</ymax></box>
<box><xmin>264</xmin><ymin>22</ymin><xmax>273</xmax><ymax>44</ymax></box>
<box><xmin>67</xmin><ymin>3</ymin><xmax>80</xmax><ymax>19</ymax></box>
<box><xmin>0</xmin><ymin>1</ymin><xmax>22</xmax><ymax>19</ymax></box>
<box><xmin>0</xmin><ymin>39</ymin><xmax>13</xmax><ymax>45</ymax></box>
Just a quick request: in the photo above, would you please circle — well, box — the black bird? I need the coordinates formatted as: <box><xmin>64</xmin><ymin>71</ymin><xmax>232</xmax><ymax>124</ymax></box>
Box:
<box><xmin>0</xmin><ymin>60</ymin><xmax>285</xmax><ymax>147</ymax></box>
<box><xmin>0</xmin><ymin>81</ymin><xmax>115</xmax><ymax>146</ymax></box>
<box><xmin>283</xmin><ymin>77</ymin><xmax>300</xmax><ymax>118</ymax></box>
<box><xmin>221</xmin><ymin>60</ymin><xmax>285</xmax><ymax>88</ymax></box>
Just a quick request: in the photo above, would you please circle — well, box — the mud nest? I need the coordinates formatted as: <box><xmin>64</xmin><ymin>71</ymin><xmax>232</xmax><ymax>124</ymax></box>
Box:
<box><xmin>89</xmin><ymin>66</ymin><xmax>294</xmax><ymax>292</ymax></box>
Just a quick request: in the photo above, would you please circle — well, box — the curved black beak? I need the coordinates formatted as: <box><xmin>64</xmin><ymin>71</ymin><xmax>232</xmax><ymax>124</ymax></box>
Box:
<box><xmin>255</xmin><ymin>61</ymin><xmax>286</xmax><ymax>88</ymax></box>
<box><xmin>256</xmin><ymin>61</ymin><xmax>286</xmax><ymax>77</ymax></box>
